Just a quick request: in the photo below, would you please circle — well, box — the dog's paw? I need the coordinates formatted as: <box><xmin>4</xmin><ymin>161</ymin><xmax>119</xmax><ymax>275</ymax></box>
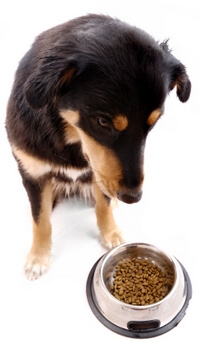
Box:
<box><xmin>24</xmin><ymin>253</ymin><xmax>50</xmax><ymax>281</ymax></box>
<box><xmin>101</xmin><ymin>228</ymin><xmax>124</xmax><ymax>250</ymax></box>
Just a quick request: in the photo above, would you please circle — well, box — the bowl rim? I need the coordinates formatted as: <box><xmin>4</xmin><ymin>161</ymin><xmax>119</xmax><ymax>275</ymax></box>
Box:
<box><xmin>100</xmin><ymin>242</ymin><xmax>179</xmax><ymax>309</ymax></box>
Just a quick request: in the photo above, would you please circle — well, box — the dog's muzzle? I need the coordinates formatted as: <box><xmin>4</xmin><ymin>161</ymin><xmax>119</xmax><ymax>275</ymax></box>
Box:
<box><xmin>116</xmin><ymin>189</ymin><xmax>143</xmax><ymax>204</ymax></box>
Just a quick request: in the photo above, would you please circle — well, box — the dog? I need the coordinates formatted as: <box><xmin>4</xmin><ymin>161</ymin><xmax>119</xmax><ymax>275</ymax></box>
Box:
<box><xmin>6</xmin><ymin>14</ymin><xmax>191</xmax><ymax>280</ymax></box>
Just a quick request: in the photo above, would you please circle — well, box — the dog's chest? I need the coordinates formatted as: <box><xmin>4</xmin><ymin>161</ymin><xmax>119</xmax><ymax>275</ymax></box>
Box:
<box><xmin>51</xmin><ymin>165</ymin><xmax>94</xmax><ymax>201</ymax></box>
<box><xmin>53</xmin><ymin>165</ymin><xmax>90</xmax><ymax>182</ymax></box>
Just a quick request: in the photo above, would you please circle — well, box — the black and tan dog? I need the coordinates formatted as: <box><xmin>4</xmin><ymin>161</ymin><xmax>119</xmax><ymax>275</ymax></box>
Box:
<box><xmin>6</xmin><ymin>14</ymin><xmax>191</xmax><ymax>280</ymax></box>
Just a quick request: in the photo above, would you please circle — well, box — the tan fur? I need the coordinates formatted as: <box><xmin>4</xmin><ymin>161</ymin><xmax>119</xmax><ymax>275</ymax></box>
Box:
<box><xmin>74</xmin><ymin>129</ymin><xmax>122</xmax><ymax>198</ymax></box>
<box><xmin>112</xmin><ymin>114</ymin><xmax>128</xmax><ymax>131</ymax></box>
<box><xmin>60</xmin><ymin>110</ymin><xmax>81</xmax><ymax>144</ymax></box>
<box><xmin>65</xmin><ymin>123</ymin><xmax>80</xmax><ymax>144</ymax></box>
<box><xmin>147</xmin><ymin>109</ymin><xmax>162</xmax><ymax>126</ymax></box>
<box><xmin>93</xmin><ymin>182</ymin><xmax>124</xmax><ymax>249</ymax></box>
<box><xmin>24</xmin><ymin>181</ymin><xmax>53</xmax><ymax>280</ymax></box>
<box><xmin>60</xmin><ymin>109</ymin><xmax>80</xmax><ymax>126</ymax></box>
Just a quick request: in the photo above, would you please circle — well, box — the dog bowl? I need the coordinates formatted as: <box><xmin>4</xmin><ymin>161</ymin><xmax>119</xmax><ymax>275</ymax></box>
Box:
<box><xmin>86</xmin><ymin>243</ymin><xmax>192</xmax><ymax>338</ymax></box>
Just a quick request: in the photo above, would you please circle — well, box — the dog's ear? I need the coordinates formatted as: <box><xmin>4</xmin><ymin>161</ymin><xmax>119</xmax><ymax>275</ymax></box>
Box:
<box><xmin>161</xmin><ymin>41</ymin><xmax>191</xmax><ymax>102</ymax></box>
<box><xmin>24</xmin><ymin>56</ymin><xmax>78</xmax><ymax>109</ymax></box>
<box><xmin>169</xmin><ymin>63</ymin><xmax>191</xmax><ymax>103</ymax></box>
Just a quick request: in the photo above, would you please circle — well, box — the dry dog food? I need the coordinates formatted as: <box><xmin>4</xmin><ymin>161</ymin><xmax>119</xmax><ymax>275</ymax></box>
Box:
<box><xmin>110</xmin><ymin>257</ymin><xmax>171</xmax><ymax>305</ymax></box>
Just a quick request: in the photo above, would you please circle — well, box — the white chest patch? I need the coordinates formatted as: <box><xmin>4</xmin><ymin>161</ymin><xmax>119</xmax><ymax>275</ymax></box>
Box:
<box><xmin>67</xmin><ymin>167</ymin><xmax>84</xmax><ymax>181</ymax></box>
<box><xmin>53</xmin><ymin>165</ymin><xmax>91</xmax><ymax>182</ymax></box>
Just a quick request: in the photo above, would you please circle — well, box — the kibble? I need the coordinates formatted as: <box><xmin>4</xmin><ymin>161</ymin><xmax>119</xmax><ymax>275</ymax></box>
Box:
<box><xmin>110</xmin><ymin>257</ymin><xmax>171</xmax><ymax>306</ymax></box>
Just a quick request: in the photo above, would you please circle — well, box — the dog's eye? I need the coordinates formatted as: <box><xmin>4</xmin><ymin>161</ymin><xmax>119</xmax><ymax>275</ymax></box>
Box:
<box><xmin>98</xmin><ymin>117</ymin><xmax>111</xmax><ymax>128</ymax></box>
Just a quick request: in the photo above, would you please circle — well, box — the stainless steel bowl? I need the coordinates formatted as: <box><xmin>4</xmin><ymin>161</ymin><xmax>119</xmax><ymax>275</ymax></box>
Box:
<box><xmin>87</xmin><ymin>243</ymin><xmax>192</xmax><ymax>338</ymax></box>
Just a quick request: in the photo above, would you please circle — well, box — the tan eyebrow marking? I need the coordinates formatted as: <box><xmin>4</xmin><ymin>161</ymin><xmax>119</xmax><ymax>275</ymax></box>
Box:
<box><xmin>147</xmin><ymin>109</ymin><xmax>162</xmax><ymax>126</ymax></box>
<box><xmin>112</xmin><ymin>114</ymin><xmax>128</xmax><ymax>131</ymax></box>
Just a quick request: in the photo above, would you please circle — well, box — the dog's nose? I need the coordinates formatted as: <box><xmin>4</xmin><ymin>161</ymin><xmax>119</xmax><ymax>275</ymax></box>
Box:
<box><xmin>116</xmin><ymin>189</ymin><xmax>143</xmax><ymax>204</ymax></box>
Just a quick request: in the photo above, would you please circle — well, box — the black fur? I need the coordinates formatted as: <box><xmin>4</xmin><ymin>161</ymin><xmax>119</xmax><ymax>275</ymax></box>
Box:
<box><xmin>7</xmin><ymin>14</ymin><xmax>191</xmax><ymax>195</ymax></box>
<box><xmin>6</xmin><ymin>13</ymin><xmax>191</xmax><ymax>200</ymax></box>
<box><xmin>6</xmin><ymin>14</ymin><xmax>191</xmax><ymax>279</ymax></box>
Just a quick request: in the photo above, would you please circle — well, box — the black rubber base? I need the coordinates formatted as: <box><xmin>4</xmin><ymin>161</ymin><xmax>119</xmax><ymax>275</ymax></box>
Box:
<box><xmin>86</xmin><ymin>257</ymin><xmax>192</xmax><ymax>339</ymax></box>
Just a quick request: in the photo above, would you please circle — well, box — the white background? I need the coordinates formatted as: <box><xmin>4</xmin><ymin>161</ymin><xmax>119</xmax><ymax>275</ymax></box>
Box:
<box><xmin>0</xmin><ymin>1</ymin><xmax>199</xmax><ymax>342</ymax></box>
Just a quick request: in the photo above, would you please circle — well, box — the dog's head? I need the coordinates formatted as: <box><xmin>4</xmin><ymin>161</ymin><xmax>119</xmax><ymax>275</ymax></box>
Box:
<box><xmin>24</xmin><ymin>15</ymin><xmax>191</xmax><ymax>203</ymax></box>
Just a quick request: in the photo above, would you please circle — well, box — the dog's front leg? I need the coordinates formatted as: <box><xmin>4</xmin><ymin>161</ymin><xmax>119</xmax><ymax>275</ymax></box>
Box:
<box><xmin>93</xmin><ymin>183</ymin><xmax>124</xmax><ymax>249</ymax></box>
<box><xmin>23</xmin><ymin>178</ymin><xmax>53</xmax><ymax>280</ymax></box>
